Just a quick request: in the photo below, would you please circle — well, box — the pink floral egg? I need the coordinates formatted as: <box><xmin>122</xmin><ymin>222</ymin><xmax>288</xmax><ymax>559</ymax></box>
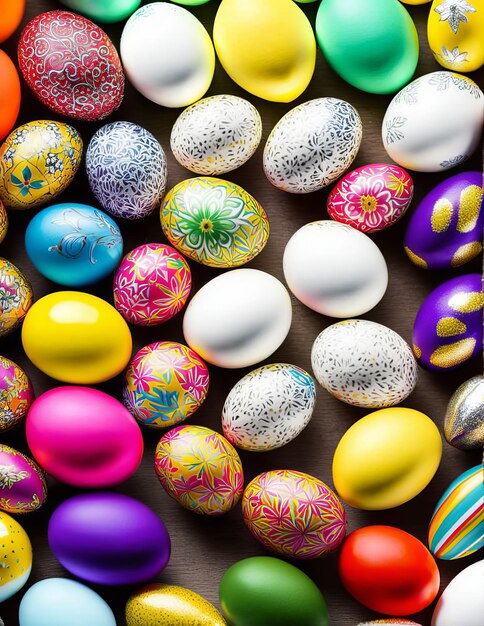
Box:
<box><xmin>18</xmin><ymin>11</ymin><xmax>124</xmax><ymax>121</ymax></box>
<box><xmin>113</xmin><ymin>243</ymin><xmax>192</xmax><ymax>326</ymax></box>
<box><xmin>327</xmin><ymin>164</ymin><xmax>413</xmax><ymax>233</ymax></box>
<box><xmin>0</xmin><ymin>356</ymin><xmax>34</xmax><ymax>433</ymax></box>
<box><xmin>242</xmin><ymin>469</ymin><xmax>347</xmax><ymax>559</ymax></box>
<box><xmin>0</xmin><ymin>444</ymin><xmax>47</xmax><ymax>514</ymax></box>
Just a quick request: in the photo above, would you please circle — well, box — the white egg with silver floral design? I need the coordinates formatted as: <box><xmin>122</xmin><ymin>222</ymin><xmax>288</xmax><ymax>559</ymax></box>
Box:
<box><xmin>222</xmin><ymin>363</ymin><xmax>316</xmax><ymax>451</ymax></box>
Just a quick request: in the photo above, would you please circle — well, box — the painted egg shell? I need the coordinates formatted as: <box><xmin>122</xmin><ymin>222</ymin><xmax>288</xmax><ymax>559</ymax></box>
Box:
<box><xmin>48</xmin><ymin>492</ymin><xmax>171</xmax><ymax>585</ymax></box>
<box><xmin>242</xmin><ymin>469</ymin><xmax>346</xmax><ymax>558</ymax></box>
<box><xmin>0</xmin><ymin>445</ymin><xmax>46</xmax><ymax>514</ymax></box>
<box><xmin>444</xmin><ymin>375</ymin><xmax>484</xmax><ymax>450</ymax></box>
<box><xmin>58</xmin><ymin>0</ymin><xmax>141</xmax><ymax>23</ymax></box>
<box><xmin>382</xmin><ymin>71</ymin><xmax>483</xmax><ymax>172</ymax></box>
<box><xmin>404</xmin><ymin>171</ymin><xmax>483</xmax><ymax>269</ymax></box>
<box><xmin>0</xmin><ymin>0</ymin><xmax>25</xmax><ymax>44</ymax></box>
<box><xmin>327</xmin><ymin>164</ymin><xmax>414</xmax><ymax>233</ymax></box>
<box><xmin>18</xmin><ymin>11</ymin><xmax>124</xmax><ymax>121</ymax></box>
<box><xmin>26</xmin><ymin>387</ymin><xmax>143</xmax><ymax>488</ymax></box>
<box><xmin>0</xmin><ymin>258</ymin><xmax>32</xmax><ymax>338</ymax></box>
<box><xmin>0</xmin><ymin>512</ymin><xmax>32</xmax><ymax>602</ymax></box>
<box><xmin>431</xmin><ymin>560</ymin><xmax>484</xmax><ymax>626</ymax></box>
<box><xmin>213</xmin><ymin>0</ymin><xmax>316</xmax><ymax>103</ymax></box>
<box><xmin>113</xmin><ymin>243</ymin><xmax>192</xmax><ymax>326</ymax></box>
<box><xmin>412</xmin><ymin>273</ymin><xmax>483</xmax><ymax>371</ymax></box>
<box><xmin>126</xmin><ymin>584</ymin><xmax>226</xmax><ymax>626</ymax></box>
<box><xmin>283</xmin><ymin>221</ymin><xmax>388</xmax><ymax>318</ymax></box>
<box><xmin>264</xmin><ymin>98</ymin><xmax>362</xmax><ymax>193</ymax></box>
<box><xmin>21</xmin><ymin>291</ymin><xmax>132</xmax><ymax>384</ymax></box>
<box><xmin>121</xmin><ymin>3</ymin><xmax>215</xmax><ymax>108</ymax></box>
<box><xmin>155</xmin><ymin>425</ymin><xmax>244</xmax><ymax>515</ymax></box>
<box><xmin>86</xmin><ymin>121</ymin><xmax>167</xmax><ymax>221</ymax></box>
<box><xmin>170</xmin><ymin>95</ymin><xmax>262</xmax><ymax>175</ymax></box>
<box><xmin>0</xmin><ymin>120</ymin><xmax>82</xmax><ymax>210</ymax></box>
<box><xmin>19</xmin><ymin>578</ymin><xmax>116</xmax><ymax>626</ymax></box>
<box><xmin>428</xmin><ymin>0</ymin><xmax>484</xmax><ymax>72</ymax></box>
<box><xmin>0</xmin><ymin>356</ymin><xmax>33</xmax><ymax>432</ymax></box>
<box><xmin>428</xmin><ymin>465</ymin><xmax>483</xmax><ymax>560</ymax></box>
<box><xmin>0</xmin><ymin>200</ymin><xmax>7</xmax><ymax>242</ymax></box>
<box><xmin>25</xmin><ymin>203</ymin><xmax>123</xmax><ymax>287</ymax></box>
<box><xmin>311</xmin><ymin>320</ymin><xmax>417</xmax><ymax>409</ymax></box>
<box><xmin>222</xmin><ymin>363</ymin><xmax>316</xmax><ymax>451</ymax></box>
<box><xmin>333</xmin><ymin>408</ymin><xmax>442</xmax><ymax>510</ymax></box>
<box><xmin>123</xmin><ymin>341</ymin><xmax>209</xmax><ymax>428</ymax></box>
<box><xmin>0</xmin><ymin>50</ymin><xmax>21</xmax><ymax>141</ymax></box>
<box><xmin>357</xmin><ymin>622</ymin><xmax>422</xmax><ymax>626</ymax></box>
<box><xmin>161</xmin><ymin>177</ymin><xmax>269</xmax><ymax>268</ymax></box>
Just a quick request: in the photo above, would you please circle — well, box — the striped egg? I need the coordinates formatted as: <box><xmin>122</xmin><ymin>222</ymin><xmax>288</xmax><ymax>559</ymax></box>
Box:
<box><xmin>428</xmin><ymin>465</ymin><xmax>483</xmax><ymax>560</ymax></box>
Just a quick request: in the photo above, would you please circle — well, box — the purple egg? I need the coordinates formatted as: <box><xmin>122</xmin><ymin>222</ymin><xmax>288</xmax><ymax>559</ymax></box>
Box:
<box><xmin>404</xmin><ymin>171</ymin><xmax>483</xmax><ymax>269</ymax></box>
<box><xmin>413</xmin><ymin>274</ymin><xmax>483</xmax><ymax>371</ymax></box>
<box><xmin>0</xmin><ymin>444</ymin><xmax>47</xmax><ymax>514</ymax></box>
<box><xmin>48</xmin><ymin>492</ymin><xmax>171</xmax><ymax>585</ymax></box>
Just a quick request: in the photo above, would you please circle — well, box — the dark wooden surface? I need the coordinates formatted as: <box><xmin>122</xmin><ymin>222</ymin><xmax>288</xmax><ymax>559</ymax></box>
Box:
<box><xmin>1</xmin><ymin>1</ymin><xmax>483</xmax><ymax>625</ymax></box>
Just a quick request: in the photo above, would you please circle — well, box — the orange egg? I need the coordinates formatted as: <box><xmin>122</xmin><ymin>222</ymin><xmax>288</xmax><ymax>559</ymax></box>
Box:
<box><xmin>0</xmin><ymin>51</ymin><xmax>21</xmax><ymax>140</ymax></box>
<box><xmin>0</xmin><ymin>0</ymin><xmax>25</xmax><ymax>44</ymax></box>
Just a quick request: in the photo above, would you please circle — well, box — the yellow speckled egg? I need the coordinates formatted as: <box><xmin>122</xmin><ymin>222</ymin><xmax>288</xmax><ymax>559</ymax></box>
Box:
<box><xmin>333</xmin><ymin>407</ymin><xmax>442</xmax><ymax>510</ymax></box>
<box><xmin>0</xmin><ymin>512</ymin><xmax>32</xmax><ymax>602</ymax></box>
<box><xmin>428</xmin><ymin>0</ymin><xmax>484</xmax><ymax>71</ymax></box>
<box><xmin>126</xmin><ymin>583</ymin><xmax>227</xmax><ymax>626</ymax></box>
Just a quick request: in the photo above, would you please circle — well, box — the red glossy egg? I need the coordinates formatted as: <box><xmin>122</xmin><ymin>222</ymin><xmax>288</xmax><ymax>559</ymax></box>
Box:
<box><xmin>0</xmin><ymin>50</ymin><xmax>21</xmax><ymax>140</ymax></box>
<box><xmin>338</xmin><ymin>525</ymin><xmax>440</xmax><ymax>616</ymax></box>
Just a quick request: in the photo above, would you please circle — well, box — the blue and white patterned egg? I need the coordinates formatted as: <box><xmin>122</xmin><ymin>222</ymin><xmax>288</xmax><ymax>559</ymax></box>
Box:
<box><xmin>86</xmin><ymin>121</ymin><xmax>167</xmax><ymax>220</ymax></box>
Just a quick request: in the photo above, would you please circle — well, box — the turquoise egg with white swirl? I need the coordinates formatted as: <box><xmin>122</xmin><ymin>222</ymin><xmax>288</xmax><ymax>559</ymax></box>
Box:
<box><xmin>25</xmin><ymin>203</ymin><xmax>123</xmax><ymax>287</ymax></box>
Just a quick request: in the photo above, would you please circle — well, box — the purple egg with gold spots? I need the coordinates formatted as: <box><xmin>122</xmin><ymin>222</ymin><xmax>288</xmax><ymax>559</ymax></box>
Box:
<box><xmin>413</xmin><ymin>274</ymin><xmax>483</xmax><ymax>371</ymax></box>
<box><xmin>0</xmin><ymin>356</ymin><xmax>34</xmax><ymax>432</ymax></box>
<box><xmin>405</xmin><ymin>172</ymin><xmax>483</xmax><ymax>270</ymax></box>
<box><xmin>0</xmin><ymin>444</ymin><xmax>47</xmax><ymax>514</ymax></box>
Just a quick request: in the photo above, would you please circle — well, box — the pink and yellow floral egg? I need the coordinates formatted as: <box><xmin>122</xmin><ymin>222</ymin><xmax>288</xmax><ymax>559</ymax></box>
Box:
<box><xmin>242</xmin><ymin>469</ymin><xmax>347</xmax><ymax>559</ymax></box>
<box><xmin>123</xmin><ymin>342</ymin><xmax>209</xmax><ymax>429</ymax></box>
<box><xmin>0</xmin><ymin>444</ymin><xmax>47</xmax><ymax>514</ymax></box>
<box><xmin>0</xmin><ymin>258</ymin><xmax>33</xmax><ymax>338</ymax></box>
<box><xmin>327</xmin><ymin>164</ymin><xmax>414</xmax><ymax>233</ymax></box>
<box><xmin>113</xmin><ymin>243</ymin><xmax>192</xmax><ymax>326</ymax></box>
<box><xmin>0</xmin><ymin>356</ymin><xmax>34</xmax><ymax>432</ymax></box>
<box><xmin>155</xmin><ymin>425</ymin><xmax>244</xmax><ymax>515</ymax></box>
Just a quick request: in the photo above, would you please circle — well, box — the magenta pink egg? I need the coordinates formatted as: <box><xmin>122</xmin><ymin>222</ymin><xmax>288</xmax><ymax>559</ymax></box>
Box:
<box><xmin>327</xmin><ymin>164</ymin><xmax>414</xmax><ymax>233</ymax></box>
<box><xmin>26</xmin><ymin>386</ymin><xmax>143</xmax><ymax>488</ymax></box>
<box><xmin>113</xmin><ymin>243</ymin><xmax>192</xmax><ymax>326</ymax></box>
<box><xmin>0</xmin><ymin>444</ymin><xmax>47</xmax><ymax>514</ymax></box>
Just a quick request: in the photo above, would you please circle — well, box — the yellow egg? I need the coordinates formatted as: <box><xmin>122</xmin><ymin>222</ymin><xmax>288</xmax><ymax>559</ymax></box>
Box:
<box><xmin>0</xmin><ymin>200</ymin><xmax>7</xmax><ymax>243</ymax></box>
<box><xmin>333</xmin><ymin>407</ymin><xmax>442</xmax><ymax>510</ymax></box>
<box><xmin>428</xmin><ymin>0</ymin><xmax>484</xmax><ymax>71</ymax></box>
<box><xmin>126</xmin><ymin>583</ymin><xmax>227</xmax><ymax>626</ymax></box>
<box><xmin>0</xmin><ymin>512</ymin><xmax>32</xmax><ymax>602</ymax></box>
<box><xmin>21</xmin><ymin>291</ymin><xmax>132</xmax><ymax>384</ymax></box>
<box><xmin>213</xmin><ymin>0</ymin><xmax>316</xmax><ymax>103</ymax></box>
<box><xmin>401</xmin><ymin>0</ymin><xmax>431</xmax><ymax>4</ymax></box>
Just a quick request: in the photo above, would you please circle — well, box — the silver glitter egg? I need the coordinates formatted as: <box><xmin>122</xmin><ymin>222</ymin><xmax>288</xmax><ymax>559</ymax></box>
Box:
<box><xmin>444</xmin><ymin>376</ymin><xmax>484</xmax><ymax>451</ymax></box>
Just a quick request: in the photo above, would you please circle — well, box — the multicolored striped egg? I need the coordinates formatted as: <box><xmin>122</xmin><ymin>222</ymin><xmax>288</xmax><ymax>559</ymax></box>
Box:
<box><xmin>428</xmin><ymin>465</ymin><xmax>483</xmax><ymax>560</ymax></box>
<box><xmin>0</xmin><ymin>444</ymin><xmax>47</xmax><ymax>514</ymax></box>
<box><xmin>0</xmin><ymin>356</ymin><xmax>33</xmax><ymax>432</ymax></box>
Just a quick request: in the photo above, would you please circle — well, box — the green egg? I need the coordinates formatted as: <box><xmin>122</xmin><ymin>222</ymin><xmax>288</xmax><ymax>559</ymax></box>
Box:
<box><xmin>219</xmin><ymin>556</ymin><xmax>328</xmax><ymax>626</ymax></box>
<box><xmin>58</xmin><ymin>0</ymin><xmax>141</xmax><ymax>23</ymax></box>
<box><xmin>315</xmin><ymin>0</ymin><xmax>419</xmax><ymax>94</ymax></box>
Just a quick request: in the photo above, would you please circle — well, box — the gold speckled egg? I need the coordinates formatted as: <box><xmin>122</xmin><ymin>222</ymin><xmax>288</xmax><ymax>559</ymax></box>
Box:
<box><xmin>0</xmin><ymin>512</ymin><xmax>32</xmax><ymax>602</ymax></box>
<box><xmin>0</xmin><ymin>258</ymin><xmax>33</xmax><ymax>338</ymax></box>
<box><xmin>126</xmin><ymin>583</ymin><xmax>227</xmax><ymax>626</ymax></box>
<box><xmin>0</xmin><ymin>200</ymin><xmax>7</xmax><ymax>243</ymax></box>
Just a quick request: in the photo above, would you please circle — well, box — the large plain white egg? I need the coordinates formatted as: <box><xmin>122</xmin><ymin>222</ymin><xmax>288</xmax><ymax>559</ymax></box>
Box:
<box><xmin>431</xmin><ymin>560</ymin><xmax>484</xmax><ymax>626</ymax></box>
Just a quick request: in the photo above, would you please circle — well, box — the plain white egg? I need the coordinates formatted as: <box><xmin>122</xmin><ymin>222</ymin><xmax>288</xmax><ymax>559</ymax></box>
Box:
<box><xmin>431</xmin><ymin>560</ymin><xmax>484</xmax><ymax>626</ymax></box>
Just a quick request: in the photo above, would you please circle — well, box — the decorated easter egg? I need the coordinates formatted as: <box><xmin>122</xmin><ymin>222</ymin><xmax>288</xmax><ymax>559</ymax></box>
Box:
<box><xmin>26</xmin><ymin>387</ymin><xmax>143</xmax><ymax>488</ymax></box>
<box><xmin>172</xmin><ymin>0</ymin><xmax>212</xmax><ymax>4</ymax></box>
<box><xmin>404</xmin><ymin>171</ymin><xmax>483</xmax><ymax>269</ymax></box>
<box><xmin>0</xmin><ymin>258</ymin><xmax>32</xmax><ymax>338</ymax></box>
<box><xmin>0</xmin><ymin>201</ymin><xmax>7</xmax><ymax>243</ymax></box>
<box><xmin>19</xmin><ymin>578</ymin><xmax>116</xmax><ymax>626</ymax></box>
<box><xmin>0</xmin><ymin>512</ymin><xmax>32</xmax><ymax>602</ymax></box>
<box><xmin>123</xmin><ymin>342</ymin><xmax>210</xmax><ymax>428</ymax></box>
<box><xmin>283</xmin><ymin>221</ymin><xmax>388</xmax><ymax>318</ymax></box>
<box><xmin>21</xmin><ymin>291</ymin><xmax>132</xmax><ymax>384</ymax></box>
<box><xmin>222</xmin><ymin>363</ymin><xmax>316</xmax><ymax>451</ymax></box>
<box><xmin>155</xmin><ymin>425</ymin><xmax>244</xmax><ymax>515</ymax></box>
<box><xmin>170</xmin><ymin>95</ymin><xmax>262</xmax><ymax>175</ymax></box>
<box><xmin>113</xmin><ymin>244</ymin><xmax>191</xmax><ymax>325</ymax></box>
<box><xmin>0</xmin><ymin>357</ymin><xmax>33</xmax><ymax>433</ymax></box>
<box><xmin>25</xmin><ymin>203</ymin><xmax>123</xmax><ymax>287</ymax></box>
<box><xmin>0</xmin><ymin>51</ymin><xmax>21</xmax><ymax>141</ymax></box>
<box><xmin>160</xmin><ymin>178</ymin><xmax>269</xmax><ymax>268</ymax></box>
<box><xmin>219</xmin><ymin>557</ymin><xmax>329</xmax><ymax>626</ymax></box>
<box><xmin>86</xmin><ymin>121</ymin><xmax>167</xmax><ymax>221</ymax></box>
<box><xmin>327</xmin><ymin>164</ymin><xmax>414</xmax><ymax>233</ymax></box>
<box><xmin>18</xmin><ymin>11</ymin><xmax>124</xmax><ymax>120</ymax></box>
<box><xmin>0</xmin><ymin>0</ymin><xmax>25</xmax><ymax>44</ymax></box>
<box><xmin>428</xmin><ymin>465</ymin><xmax>483</xmax><ymax>560</ymax></box>
<box><xmin>48</xmin><ymin>492</ymin><xmax>171</xmax><ymax>585</ymax></box>
<box><xmin>214</xmin><ymin>0</ymin><xmax>315</xmax><ymax>103</ymax></box>
<box><xmin>333</xmin><ymin>408</ymin><xmax>442</xmax><ymax>510</ymax></box>
<box><xmin>357</xmin><ymin>622</ymin><xmax>422</xmax><ymax>626</ymax></box>
<box><xmin>383</xmin><ymin>71</ymin><xmax>483</xmax><ymax>172</ymax></box>
<box><xmin>412</xmin><ymin>273</ymin><xmax>483</xmax><ymax>371</ymax></box>
<box><xmin>242</xmin><ymin>470</ymin><xmax>346</xmax><ymax>558</ymax></box>
<box><xmin>121</xmin><ymin>3</ymin><xmax>214</xmax><ymax>108</ymax></box>
<box><xmin>126</xmin><ymin>584</ymin><xmax>227</xmax><ymax>626</ymax></box>
<box><xmin>401</xmin><ymin>0</ymin><xmax>431</xmax><ymax>3</ymax></box>
<box><xmin>0</xmin><ymin>445</ymin><xmax>46</xmax><ymax>514</ymax></box>
<box><xmin>183</xmin><ymin>269</ymin><xmax>292</xmax><ymax>368</ymax></box>
<box><xmin>0</xmin><ymin>121</ymin><xmax>82</xmax><ymax>210</ymax></box>
<box><xmin>444</xmin><ymin>376</ymin><xmax>484</xmax><ymax>450</ymax></box>
<box><xmin>431</xmin><ymin>560</ymin><xmax>484</xmax><ymax>626</ymax></box>
<box><xmin>58</xmin><ymin>0</ymin><xmax>141</xmax><ymax>23</ymax></box>
<box><xmin>264</xmin><ymin>99</ymin><xmax>362</xmax><ymax>193</ymax></box>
